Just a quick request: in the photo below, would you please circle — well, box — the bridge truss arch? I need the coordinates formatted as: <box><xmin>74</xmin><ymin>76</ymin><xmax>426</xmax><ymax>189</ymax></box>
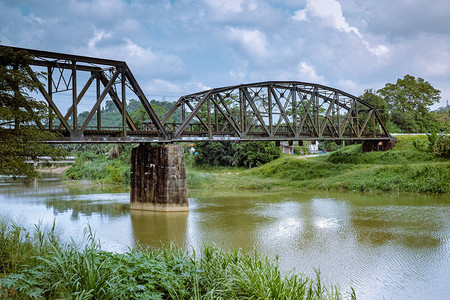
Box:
<box><xmin>2</xmin><ymin>46</ymin><xmax>392</xmax><ymax>143</ymax></box>
<box><xmin>162</xmin><ymin>81</ymin><xmax>391</xmax><ymax>142</ymax></box>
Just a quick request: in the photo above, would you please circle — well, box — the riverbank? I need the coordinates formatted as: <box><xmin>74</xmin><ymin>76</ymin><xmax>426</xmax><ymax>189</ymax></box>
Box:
<box><xmin>0</xmin><ymin>217</ymin><xmax>349</xmax><ymax>299</ymax></box>
<box><xmin>189</xmin><ymin>135</ymin><xmax>449</xmax><ymax>193</ymax></box>
<box><xmin>37</xmin><ymin>166</ymin><xmax>71</xmax><ymax>174</ymax></box>
<box><xmin>62</xmin><ymin>135</ymin><xmax>449</xmax><ymax>193</ymax></box>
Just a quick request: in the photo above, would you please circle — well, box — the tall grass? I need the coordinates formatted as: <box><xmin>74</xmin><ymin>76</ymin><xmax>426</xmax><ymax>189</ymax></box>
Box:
<box><xmin>186</xmin><ymin>170</ymin><xmax>215</xmax><ymax>189</ymax></box>
<box><xmin>65</xmin><ymin>152</ymin><xmax>130</xmax><ymax>185</ymax></box>
<box><xmin>0</xmin><ymin>220</ymin><xmax>352</xmax><ymax>299</ymax></box>
<box><xmin>327</xmin><ymin>143</ymin><xmax>444</xmax><ymax>165</ymax></box>
<box><xmin>0</xmin><ymin>217</ymin><xmax>59</xmax><ymax>276</ymax></box>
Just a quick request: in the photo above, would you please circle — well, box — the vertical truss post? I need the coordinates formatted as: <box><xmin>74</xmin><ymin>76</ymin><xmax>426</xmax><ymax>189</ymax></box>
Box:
<box><xmin>313</xmin><ymin>87</ymin><xmax>318</xmax><ymax>133</ymax></box>
<box><xmin>182</xmin><ymin>102</ymin><xmax>186</xmax><ymax>122</ymax></box>
<box><xmin>121</xmin><ymin>69</ymin><xmax>127</xmax><ymax>138</ymax></box>
<box><xmin>214</xmin><ymin>103</ymin><xmax>218</xmax><ymax>131</ymax></box>
<box><xmin>336</xmin><ymin>94</ymin><xmax>341</xmax><ymax>137</ymax></box>
<box><xmin>207</xmin><ymin>97</ymin><xmax>212</xmax><ymax>138</ymax></box>
<box><xmin>71</xmin><ymin>61</ymin><xmax>78</xmax><ymax>139</ymax></box>
<box><xmin>372</xmin><ymin>113</ymin><xmax>376</xmax><ymax>137</ymax></box>
<box><xmin>292</xmin><ymin>88</ymin><xmax>297</xmax><ymax>137</ymax></box>
<box><xmin>47</xmin><ymin>66</ymin><xmax>53</xmax><ymax>130</ymax></box>
<box><xmin>96</xmin><ymin>76</ymin><xmax>101</xmax><ymax>130</ymax></box>
<box><xmin>239</xmin><ymin>88</ymin><xmax>245</xmax><ymax>133</ymax></box>
<box><xmin>268</xmin><ymin>85</ymin><xmax>272</xmax><ymax>136</ymax></box>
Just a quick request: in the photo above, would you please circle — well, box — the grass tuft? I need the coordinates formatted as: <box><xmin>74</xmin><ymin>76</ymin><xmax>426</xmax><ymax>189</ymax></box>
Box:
<box><xmin>0</xmin><ymin>219</ymin><xmax>350</xmax><ymax>299</ymax></box>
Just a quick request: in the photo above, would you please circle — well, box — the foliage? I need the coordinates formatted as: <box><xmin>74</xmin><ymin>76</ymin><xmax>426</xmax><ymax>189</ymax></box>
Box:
<box><xmin>0</xmin><ymin>46</ymin><xmax>66</xmax><ymax>180</ymax></box>
<box><xmin>298</xmin><ymin>162</ymin><xmax>450</xmax><ymax>193</ymax></box>
<box><xmin>249</xmin><ymin>156</ymin><xmax>355</xmax><ymax>181</ymax></box>
<box><xmin>233</xmin><ymin>141</ymin><xmax>282</xmax><ymax>167</ymax></box>
<box><xmin>319</xmin><ymin>141</ymin><xmax>338</xmax><ymax>152</ymax></box>
<box><xmin>0</xmin><ymin>217</ymin><xmax>59</xmax><ymax>276</ymax></box>
<box><xmin>360</xmin><ymin>89</ymin><xmax>390</xmax><ymax>124</ymax></box>
<box><xmin>0</xmin><ymin>220</ymin><xmax>349</xmax><ymax>299</ymax></box>
<box><xmin>65</xmin><ymin>145</ymin><xmax>131</xmax><ymax>185</ymax></box>
<box><xmin>326</xmin><ymin>142</ymin><xmax>444</xmax><ymax>165</ymax></box>
<box><xmin>231</xmin><ymin>135</ymin><xmax>450</xmax><ymax>193</ymax></box>
<box><xmin>186</xmin><ymin>170</ymin><xmax>215</xmax><ymax>189</ymax></box>
<box><xmin>378</xmin><ymin>74</ymin><xmax>440</xmax><ymax>114</ymax></box>
<box><xmin>378</xmin><ymin>74</ymin><xmax>441</xmax><ymax>132</ymax></box>
<box><xmin>412</xmin><ymin>132</ymin><xmax>450</xmax><ymax>158</ymax></box>
<box><xmin>194</xmin><ymin>141</ymin><xmax>281</xmax><ymax>168</ymax></box>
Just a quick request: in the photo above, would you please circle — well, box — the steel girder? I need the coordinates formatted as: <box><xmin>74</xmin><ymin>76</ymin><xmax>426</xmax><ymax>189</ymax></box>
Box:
<box><xmin>162</xmin><ymin>82</ymin><xmax>391</xmax><ymax>142</ymax></box>
<box><xmin>1</xmin><ymin>46</ymin><xmax>168</xmax><ymax>142</ymax></box>
<box><xmin>2</xmin><ymin>46</ymin><xmax>392</xmax><ymax>143</ymax></box>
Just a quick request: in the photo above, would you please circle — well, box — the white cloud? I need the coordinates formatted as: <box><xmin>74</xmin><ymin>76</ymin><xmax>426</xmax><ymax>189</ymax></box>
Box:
<box><xmin>306</xmin><ymin>0</ymin><xmax>360</xmax><ymax>35</ymax></box>
<box><xmin>226</xmin><ymin>27</ymin><xmax>269</xmax><ymax>58</ymax></box>
<box><xmin>147</xmin><ymin>79</ymin><xmax>182</xmax><ymax>93</ymax></box>
<box><xmin>203</xmin><ymin>0</ymin><xmax>258</xmax><ymax>13</ymax></box>
<box><xmin>87</xmin><ymin>30</ymin><xmax>111</xmax><ymax>49</ymax></box>
<box><xmin>78</xmin><ymin>35</ymin><xmax>185</xmax><ymax>78</ymax></box>
<box><xmin>229</xmin><ymin>70</ymin><xmax>246</xmax><ymax>80</ymax></box>
<box><xmin>69</xmin><ymin>0</ymin><xmax>125</xmax><ymax>19</ymax></box>
<box><xmin>337</xmin><ymin>79</ymin><xmax>359</xmax><ymax>94</ymax></box>
<box><xmin>203</xmin><ymin>0</ymin><xmax>243</xmax><ymax>13</ymax></box>
<box><xmin>293</xmin><ymin>0</ymin><xmax>389</xmax><ymax>57</ymax></box>
<box><xmin>297</xmin><ymin>62</ymin><xmax>327</xmax><ymax>84</ymax></box>
<box><xmin>292</xmin><ymin>9</ymin><xmax>307</xmax><ymax>21</ymax></box>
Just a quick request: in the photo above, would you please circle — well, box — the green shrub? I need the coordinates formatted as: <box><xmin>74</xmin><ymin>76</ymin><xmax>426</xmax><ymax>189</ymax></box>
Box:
<box><xmin>0</xmin><ymin>222</ymin><xmax>350</xmax><ymax>299</ymax></box>
<box><xmin>327</xmin><ymin>141</ymin><xmax>443</xmax><ymax>165</ymax></box>
<box><xmin>194</xmin><ymin>141</ymin><xmax>281</xmax><ymax>167</ymax></box>
<box><xmin>65</xmin><ymin>150</ymin><xmax>130</xmax><ymax>185</ymax></box>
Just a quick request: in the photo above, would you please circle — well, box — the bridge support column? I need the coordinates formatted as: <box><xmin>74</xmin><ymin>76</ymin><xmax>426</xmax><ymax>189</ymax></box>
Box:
<box><xmin>362</xmin><ymin>139</ymin><xmax>396</xmax><ymax>152</ymax></box>
<box><xmin>130</xmin><ymin>144</ymin><xmax>188</xmax><ymax>212</ymax></box>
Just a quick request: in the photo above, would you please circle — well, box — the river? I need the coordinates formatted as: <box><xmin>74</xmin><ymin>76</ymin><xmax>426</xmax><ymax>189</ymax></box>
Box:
<box><xmin>1</xmin><ymin>173</ymin><xmax>449</xmax><ymax>299</ymax></box>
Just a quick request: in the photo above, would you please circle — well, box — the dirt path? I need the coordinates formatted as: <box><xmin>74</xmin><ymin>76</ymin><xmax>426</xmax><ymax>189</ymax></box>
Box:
<box><xmin>37</xmin><ymin>166</ymin><xmax>71</xmax><ymax>174</ymax></box>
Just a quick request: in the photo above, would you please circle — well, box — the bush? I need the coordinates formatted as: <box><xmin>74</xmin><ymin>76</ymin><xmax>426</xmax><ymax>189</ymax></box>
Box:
<box><xmin>0</xmin><ymin>222</ymin><xmax>349</xmax><ymax>299</ymax></box>
<box><xmin>319</xmin><ymin>141</ymin><xmax>338</xmax><ymax>152</ymax></box>
<box><xmin>65</xmin><ymin>149</ymin><xmax>130</xmax><ymax>185</ymax></box>
<box><xmin>327</xmin><ymin>140</ymin><xmax>444</xmax><ymax>165</ymax></box>
<box><xmin>194</xmin><ymin>141</ymin><xmax>281</xmax><ymax>168</ymax></box>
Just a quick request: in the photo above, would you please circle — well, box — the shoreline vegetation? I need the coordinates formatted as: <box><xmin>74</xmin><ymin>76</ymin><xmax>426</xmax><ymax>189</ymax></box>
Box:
<box><xmin>0</xmin><ymin>218</ymin><xmax>352</xmax><ymax>299</ymax></box>
<box><xmin>1</xmin><ymin>135</ymin><xmax>447</xmax><ymax>298</ymax></box>
<box><xmin>62</xmin><ymin>135</ymin><xmax>449</xmax><ymax>194</ymax></box>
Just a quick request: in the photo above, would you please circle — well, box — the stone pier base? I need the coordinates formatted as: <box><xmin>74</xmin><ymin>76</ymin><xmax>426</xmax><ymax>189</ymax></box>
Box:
<box><xmin>130</xmin><ymin>144</ymin><xmax>188</xmax><ymax>212</ymax></box>
<box><xmin>362</xmin><ymin>138</ymin><xmax>397</xmax><ymax>153</ymax></box>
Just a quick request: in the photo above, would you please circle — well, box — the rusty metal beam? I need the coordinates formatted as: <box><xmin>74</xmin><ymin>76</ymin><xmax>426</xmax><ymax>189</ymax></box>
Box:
<box><xmin>25</xmin><ymin>66</ymin><xmax>72</xmax><ymax>132</ymax></box>
<box><xmin>97</xmin><ymin>72</ymin><xmax>137</xmax><ymax>131</ymax></box>
<box><xmin>81</xmin><ymin>70</ymin><xmax>120</xmax><ymax>132</ymax></box>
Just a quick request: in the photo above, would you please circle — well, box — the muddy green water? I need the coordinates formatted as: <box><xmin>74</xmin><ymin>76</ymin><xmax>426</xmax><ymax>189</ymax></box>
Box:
<box><xmin>1</xmin><ymin>174</ymin><xmax>449</xmax><ymax>299</ymax></box>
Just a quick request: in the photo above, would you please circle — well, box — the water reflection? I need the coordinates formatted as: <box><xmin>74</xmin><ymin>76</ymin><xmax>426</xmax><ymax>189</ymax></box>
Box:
<box><xmin>131</xmin><ymin>210</ymin><xmax>188</xmax><ymax>248</ymax></box>
<box><xmin>1</xmin><ymin>176</ymin><xmax>449</xmax><ymax>299</ymax></box>
<box><xmin>45</xmin><ymin>195</ymin><xmax>129</xmax><ymax>220</ymax></box>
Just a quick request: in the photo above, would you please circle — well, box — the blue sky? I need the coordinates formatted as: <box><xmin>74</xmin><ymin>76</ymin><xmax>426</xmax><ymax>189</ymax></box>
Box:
<box><xmin>1</xmin><ymin>0</ymin><xmax>449</xmax><ymax>108</ymax></box>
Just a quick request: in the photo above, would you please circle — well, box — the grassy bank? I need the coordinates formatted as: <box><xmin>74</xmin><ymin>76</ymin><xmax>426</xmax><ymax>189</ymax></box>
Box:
<box><xmin>189</xmin><ymin>135</ymin><xmax>450</xmax><ymax>193</ymax></box>
<box><xmin>62</xmin><ymin>135</ymin><xmax>449</xmax><ymax>193</ymax></box>
<box><xmin>0</xmin><ymin>218</ymin><xmax>350</xmax><ymax>299</ymax></box>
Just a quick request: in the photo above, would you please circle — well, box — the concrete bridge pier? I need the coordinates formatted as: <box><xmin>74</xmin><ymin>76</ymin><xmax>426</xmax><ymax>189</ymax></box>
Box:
<box><xmin>362</xmin><ymin>139</ymin><xmax>397</xmax><ymax>152</ymax></box>
<box><xmin>130</xmin><ymin>144</ymin><xmax>189</xmax><ymax>212</ymax></box>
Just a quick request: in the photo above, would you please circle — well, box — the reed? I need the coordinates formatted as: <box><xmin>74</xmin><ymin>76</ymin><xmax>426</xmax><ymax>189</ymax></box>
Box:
<box><xmin>0</xmin><ymin>220</ymin><xmax>352</xmax><ymax>299</ymax></box>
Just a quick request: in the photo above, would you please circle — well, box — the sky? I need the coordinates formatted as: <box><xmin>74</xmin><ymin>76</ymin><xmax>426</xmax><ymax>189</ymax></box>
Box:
<box><xmin>1</xmin><ymin>0</ymin><xmax>449</xmax><ymax>109</ymax></box>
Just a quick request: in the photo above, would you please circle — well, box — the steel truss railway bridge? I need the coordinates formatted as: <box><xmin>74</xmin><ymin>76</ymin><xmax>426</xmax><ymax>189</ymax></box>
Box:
<box><xmin>2</xmin><ymin>46</ymin><xmax>394</xmax><ymax>211</ymax></box>
<box><xmin>2</xmin><ymin>46</ymin><xmax>393</xmax><ymax>146</ymax></box>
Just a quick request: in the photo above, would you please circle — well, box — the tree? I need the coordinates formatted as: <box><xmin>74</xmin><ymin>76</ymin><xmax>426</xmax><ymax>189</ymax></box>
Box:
<box><xmin>378</xmin><ymin>74</ymin><xmax>441</xmax><ymax>132</ymax></box>
<box><xmin>0</xmin><ymin>46</ymin><xmax>66</xmax><ymax>180</ymax></box>
<box><xmin>194</xmin><ymin>141</ymin><xmax>281</xmax><ymax>167</ymax></box>
<box><xmin>360</xmin><ymin>89</ymin><xmax>389</xmax><ymax>124</ymax></box>
<box><xmin>378</xmin><ymin>74</ymin><xmax>440</xmax><ymax>113</ymax></box>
